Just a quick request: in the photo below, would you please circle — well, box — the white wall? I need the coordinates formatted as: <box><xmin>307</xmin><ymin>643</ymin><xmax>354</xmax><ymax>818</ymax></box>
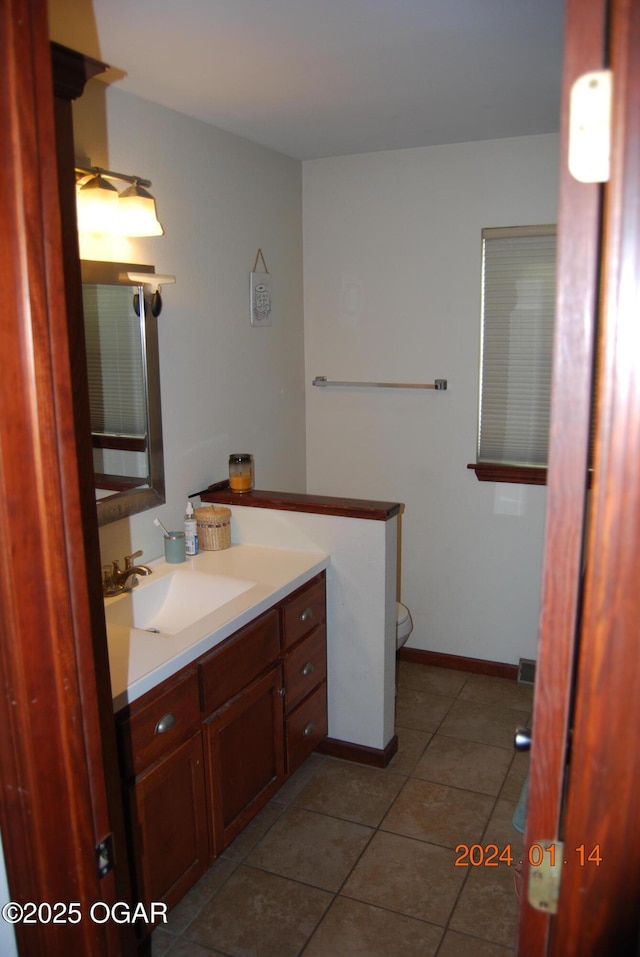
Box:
<box><xmin>70</xmin><ymin>84</ymin><xmax>306</xmax><ymax>566</ymax></box>
<box><xmin>303</xmin><ymin>134</ymin><xmax>558</xmax><ymax>664</ymax></box>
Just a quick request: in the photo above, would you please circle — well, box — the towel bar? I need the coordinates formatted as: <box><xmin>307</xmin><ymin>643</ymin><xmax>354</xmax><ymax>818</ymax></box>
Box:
<box><xmin>312</xmin><ymin>376</ymin><xmax>447</xmax><ymax>390</ymax></box>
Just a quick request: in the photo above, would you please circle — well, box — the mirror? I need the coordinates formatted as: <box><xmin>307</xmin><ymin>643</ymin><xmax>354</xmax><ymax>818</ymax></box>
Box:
<box><xmin>81</xmin><ymin>260</ymin><xmax>165</xmax><ymax>526</ymax></box>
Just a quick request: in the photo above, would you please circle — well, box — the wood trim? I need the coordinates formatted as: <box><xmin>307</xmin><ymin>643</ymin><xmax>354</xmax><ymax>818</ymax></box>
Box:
<box><xmin>92</xmin><ymin>434</ymin><xmax>148</xmax><ymax>452</ymax></box>
<box><xmin>468</xmin><ymin>462</ymin><xmax>594</xmax><ymax>489</ymax></box>
<box><xmin>398</xmin><ymin>648</ymin><xmax>519</xmax><ymax>680</ymax></box>
<box><xmin>518</xmin><ymin>0</ymin><xmax>608</xmax><ymax>952</ymax></box>
<box><xmin>50</xmin><ymin>41</ymin><xmax>105</xmax><ymax>99</ymax></box>
<box><xmin>0</xmin><ymin>11</ymin><xmax>130</xmax><ymax>956</ymax></box>
<box><xmin>51</xmin><ymin>40</ymin><xmax>137</xmax><ymax>956</ymax></box>
<box><xmin>95</xmin><ymin>473</ymin><xmax>149</xmax><ymax>492</ymax></box>
<box><xmin>316</xmin><ymin>735</ymin><xmax>399</xmax><ymax>768</ymax></box>
<box><xmin>468</xmin><ymin>463</ymin><xmax>548</xmax><ymax>485</ymax></box>
<box><xmin>200</xmin><ymin>485</ymin><xmax>402</xmax><ymax>521</ymax></box>
<box><xmin>551</xmin><ymin>1</ymin><xmax>640</xmax><ymax>952</ymax></box>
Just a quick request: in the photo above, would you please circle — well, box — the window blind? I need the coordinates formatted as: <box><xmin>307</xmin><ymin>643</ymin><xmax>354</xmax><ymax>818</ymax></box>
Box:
<box><xmin>82</xmin><ymin>283</ymin><xmax>147</xmax><ymax>440</ymax></box>
<box><xmin>478</xmin><ymin>225</ymin><xmax>557</xmax><ymax>468</ymax></box>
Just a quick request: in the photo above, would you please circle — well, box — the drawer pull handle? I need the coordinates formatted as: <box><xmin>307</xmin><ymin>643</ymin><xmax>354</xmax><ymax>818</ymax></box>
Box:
<box><xmin>302</xmin><ymin>721</ymin><xmax>315</xmax><ymax>737</ymax></box>
<box><xmin>154</xmin><ymin>713</ymin><xmax>176</xmax><ymax>735</ymax></box>
<box><xmin>301</xmin><ymin>661</ymin><xmax>314</xmax><ymax>677</ymax></box>
<box><xmin>299</xmin><ymin>607</ymin><xmax>314</xmax><ymax>622</ymax></box>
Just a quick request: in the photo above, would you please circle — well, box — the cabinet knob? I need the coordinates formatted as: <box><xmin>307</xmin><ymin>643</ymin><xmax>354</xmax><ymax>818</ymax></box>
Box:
<box><xmin>154</xmin><ymin>712</ymin><xmax>176</xmax><ymax>735</ymax></box>
<box><xmin>301</xmin><ymin>661</ymin><xmax>314</xmax><ymax>677</ymax></box>
<box><xmin>302</xmin><ymin>721</ymin><xmax>315</xmax><ymax>737</ymax></box>
<box><xmin>299</xmin><ymin>607</ymin><xmax>314</xmax><ymax>622</ymax></box>
<box><xmin>275</xmin><ymin>687</ymin><xmax>286</xmax><ymax>697</ymax></box>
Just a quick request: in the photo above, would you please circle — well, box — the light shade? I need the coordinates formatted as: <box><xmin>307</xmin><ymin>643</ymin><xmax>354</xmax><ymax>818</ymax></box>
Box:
<box><xmin>117</xmin><ymin>183</ymin><xmax>164</xmax><ymax>237</ymax></box>
<box><xmin>76</xmin><ymin>174</ymin><xmax>120</xmax><ymax>233</ymax></box>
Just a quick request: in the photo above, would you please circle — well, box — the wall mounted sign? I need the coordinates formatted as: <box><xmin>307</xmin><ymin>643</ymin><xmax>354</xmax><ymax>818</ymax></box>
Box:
<box><xmin>250</xmin><ymin>248</ymin><xmax>272</xmax><ymax>327</ymax></box>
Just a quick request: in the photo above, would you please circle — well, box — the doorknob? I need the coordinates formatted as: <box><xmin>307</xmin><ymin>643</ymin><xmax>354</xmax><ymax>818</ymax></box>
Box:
<box><xmin>514</xmin><ymin>726</ymin><xmax>532</xmax><ymax>751</ymax></box>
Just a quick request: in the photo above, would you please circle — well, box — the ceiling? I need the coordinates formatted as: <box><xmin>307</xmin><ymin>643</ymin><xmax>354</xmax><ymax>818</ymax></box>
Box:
<box><xmin>52</xmin><ymin>0</ymin><xmax>565</xmax><ymax>161</ymax></box>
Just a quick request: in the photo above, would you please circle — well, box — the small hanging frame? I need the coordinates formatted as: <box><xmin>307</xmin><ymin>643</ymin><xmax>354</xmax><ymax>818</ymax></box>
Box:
<box><xmin>250</xmin><ymin>248</ymin><xmax>272</xmax><ymax>327</ymax></box>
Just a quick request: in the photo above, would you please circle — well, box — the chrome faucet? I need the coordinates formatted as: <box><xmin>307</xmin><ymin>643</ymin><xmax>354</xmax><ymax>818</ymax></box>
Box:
<box><xmin>103</xmin><ymin>549</ymin><xmax>152</xmax><ymax>597</ymax></box>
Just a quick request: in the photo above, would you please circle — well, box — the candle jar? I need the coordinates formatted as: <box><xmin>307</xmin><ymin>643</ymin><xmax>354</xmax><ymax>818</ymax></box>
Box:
<box><xmin>228</xmin><ymin>453</ymin><xmax>254</xmax><ymax>492</ymax></box>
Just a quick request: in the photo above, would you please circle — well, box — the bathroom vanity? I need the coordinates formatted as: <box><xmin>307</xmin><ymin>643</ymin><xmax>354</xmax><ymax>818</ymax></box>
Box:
<box><xmin>108</xmin><ymin>551</ymin><xmax>327</xmax><ymax>923</ymax></box>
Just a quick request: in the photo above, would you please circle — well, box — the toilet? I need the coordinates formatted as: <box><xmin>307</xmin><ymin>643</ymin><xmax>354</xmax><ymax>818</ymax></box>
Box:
<box><xmin>396</xmin><ymin>601</ymin><xmax>413</xmax><ymax>649</ymax></box>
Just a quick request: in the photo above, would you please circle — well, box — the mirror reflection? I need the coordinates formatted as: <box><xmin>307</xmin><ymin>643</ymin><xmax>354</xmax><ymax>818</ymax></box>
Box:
<box><xmin>81</xmin><ymin>260</ymin><xmax>165</xmax><ymax>526</ymax></box>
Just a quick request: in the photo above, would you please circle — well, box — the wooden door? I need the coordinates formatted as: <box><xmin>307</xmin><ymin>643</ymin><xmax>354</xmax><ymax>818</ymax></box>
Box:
<box><xmin>0</xmin><ymin>2</ymin><xmax>133</xmax><ymax>955</ymax></box>
<box><xmin>518</xmin><ymin>0</ymin><xmax>640</xmax><ymax>953</ymax></box>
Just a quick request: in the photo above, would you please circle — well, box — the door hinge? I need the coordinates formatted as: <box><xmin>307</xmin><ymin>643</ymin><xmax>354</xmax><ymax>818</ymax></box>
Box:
<box><xmin>96</xmin><ymin>834</ymin><xmax>115</xmax><ymax>879</ymax></box>
<box><xmin>527</xmin><ymin>840</ymin><xmax>563</xmax><ymax>914</ymax></box>
<box><xmin>568</xmin><ymin>70</ymin><xmax>612</xmax><ymax>184</ymax></box>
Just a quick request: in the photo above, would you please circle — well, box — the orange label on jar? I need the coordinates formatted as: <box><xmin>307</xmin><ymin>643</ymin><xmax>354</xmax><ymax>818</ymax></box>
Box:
<box><xmin>229</xmin><ymin>473</ymin><xmax>252</xmax><ymax>491</ymax></box>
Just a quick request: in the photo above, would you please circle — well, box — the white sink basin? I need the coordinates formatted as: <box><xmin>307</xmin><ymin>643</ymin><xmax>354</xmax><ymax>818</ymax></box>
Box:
<box><xmin>105</xmin><ymin>570</ymin><xmax>255</xmax><ymax>636</ymax></box>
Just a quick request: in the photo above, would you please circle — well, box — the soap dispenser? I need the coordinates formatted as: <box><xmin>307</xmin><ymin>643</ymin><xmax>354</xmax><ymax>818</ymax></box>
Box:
<box><xmin>184</xmin><ymin>501</ymin><xmax>198</xmax><ymax>556</ymax></box>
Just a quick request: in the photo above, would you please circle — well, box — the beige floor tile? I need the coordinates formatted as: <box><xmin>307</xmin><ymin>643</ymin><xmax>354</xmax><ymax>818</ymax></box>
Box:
<box><xmin>302</xmin><ymin>896</ymin><xmax>443</xmax><ymax>956</ymax></box>
<box><xmin>185</xmin><ymin>865</ymin><xmax>332</xmax><ymax>957</ymax></box>
<box><xmin>459</xmin><ymin>674</ymin><xmax>534</xmax><ymax>712</ymax></box>
<box><xmin>397</xmin><ymin>661</ymin><xmax>470</xmax><ymax>697</ymax></box>
<box><xmin>221</xmin><ymin>799</ymin><xmax>286</xmax><ymax>862</ymax></box>
<box><xmin>500</xmin><ymin>751</ymin><xmax>530</xmax><ymax>802</ymax></box>
<box><xmin>437</xmin><ymin>929</ymin><xmax>514</xmax><ymax>956</ymax></box>
<box><xmin>438</xmin><ymin>699</ymin><xmax>530</xmax><ymax>750</ymax></box>
<box><xmin>247</xmin><ymin>806</ymin><xmax>372</xmax><ymax>891</ymax></box>
<box><xmin>150</xmin><ymin>929</ymin><xmax>178</xmax><ymax>956</ymax></box>
<box><xmin>395</xmin><ymin>687</ymin><xmax>454</xmax><ymax>732</ymax></box>
<box><xmin>449</xmin><ymin>857</ymin><xmax>520</xmax><ymax>948</ymax></box>
<box><xmin>293</xmin><ymin>758</ymin><xmax>405</xmax><ymax>826</ymax></box>
<box><xmin>385</xmin><ymin>727</ymin><xmax>432</xmax><ymax>774</ymax></box>
<box><xmin>413</xmin><ymin>734</ymin><xmax>512</xmax><ymax>795</ymax></box>
<box><xmin>382</xmin><ymin>777</ymin><xmax>494</xmax><ymax>847</ymax></box>
<box><xmin>164</xmin><ymin>857</ymin><xmax>237</xmax><ymax>935</ymax></box>
<box><xmin>482</xmin><ymin>798</ymin><xmax>525</xmax><ymax>861</ymax></box>
<box><xmin>273</xmin><ymin>752</ymin><xmax>327</xmax><ymax>805</ymax></box>
<box><xmin>342</xmin><ymin>831</ymin><xmax>466</xmax><ymax>925</ymax></box>
<box><xmin>166</xmin><ymin>938</ymin><xmax>227</xmax><ymax>956</ymax></box>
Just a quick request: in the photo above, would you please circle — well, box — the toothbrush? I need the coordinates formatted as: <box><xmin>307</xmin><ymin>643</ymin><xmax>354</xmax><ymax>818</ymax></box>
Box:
<box><xmin>153</xmin><ymin>517</ymin><xmax>171</xmax><ymax>537</ymax></box>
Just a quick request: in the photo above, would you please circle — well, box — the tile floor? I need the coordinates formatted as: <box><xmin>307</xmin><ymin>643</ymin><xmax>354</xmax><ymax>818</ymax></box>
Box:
<box><xmin>151</xmin><ymin>660</ymin><xmax>532</xmax><ymax>957</ymax></box>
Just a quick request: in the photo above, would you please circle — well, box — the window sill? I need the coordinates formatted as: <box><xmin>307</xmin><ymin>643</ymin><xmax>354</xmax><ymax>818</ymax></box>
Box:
<box><xmin>467</xmin><ymin>463</ymin><xmax>547</xmax><ymax>485</ymax></box>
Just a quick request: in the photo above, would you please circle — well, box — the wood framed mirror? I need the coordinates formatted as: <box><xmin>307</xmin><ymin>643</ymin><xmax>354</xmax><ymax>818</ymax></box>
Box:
<box><xmin>81</xmin><ymin>260</ymin><xmax>165</xmax><ymax>526</ymax></box>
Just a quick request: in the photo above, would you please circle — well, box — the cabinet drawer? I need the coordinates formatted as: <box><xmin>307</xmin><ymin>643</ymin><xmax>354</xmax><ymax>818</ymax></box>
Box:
<box><xmin>117</xmin><ymin>670</ymin><xmax>200</xmax><ymax>779</ymax></box>
<box><xmin>281</xmin><ymin>574</ymin><xmax>326</xmax><ymax>650</ymax></box>
<box><xmin>199</xmin><ymin>609</ymin><xmax>279</xmax><ymax>715</ymax></box>
<box><xmin>285</xmin><ymin>681</ymin><xmax>328</xmax><ymax>774</ymax></box>
<box><xmin>283</xmin><ymin>625</ymin><xmax>327</xmax><ymax>714</ymax></box>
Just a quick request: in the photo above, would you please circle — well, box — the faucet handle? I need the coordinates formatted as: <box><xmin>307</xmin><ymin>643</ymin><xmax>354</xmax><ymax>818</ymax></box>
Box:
<box><xmin>124</xmin><ymin>549</ymin><xmax>143</xmax><ymax>569</ymax></box>
<box><xmin>102</xmin><ymin>564</ymin><xmax>119</xmax><ymax>597</ymax></box>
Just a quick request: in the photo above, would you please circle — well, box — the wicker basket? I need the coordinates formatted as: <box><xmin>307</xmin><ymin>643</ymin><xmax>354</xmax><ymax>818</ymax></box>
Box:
<box><xmin>195</xmin><ymin>506</ymin><xmax>231</xmax><ymax>551</ymax></box>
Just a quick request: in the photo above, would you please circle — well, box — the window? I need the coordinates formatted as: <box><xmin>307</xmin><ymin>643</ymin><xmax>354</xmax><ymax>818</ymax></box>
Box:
<box><xmin>470</xmin><ymin>224</ymin><xmax>557</xmax><ymax>485</ymax></box>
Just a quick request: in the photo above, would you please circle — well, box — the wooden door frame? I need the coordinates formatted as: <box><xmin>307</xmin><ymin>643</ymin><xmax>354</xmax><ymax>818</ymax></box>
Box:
<box><xmin>552</xmin><ymin>0</ymin><xmax>640</xmax><ymax>951</ymax></box>
<box><xmin>0</xmin><ymin>2</ymin><xmax>133</xmax><ymax>954</ymax></box>
<box><xmin>518</xmin><ymin>0</ymin><xmax>607</xmax><ymax>948</ymax></box>
<box><xmin>519</xmin><ymin>0</ymin><xmax>640</xmax><ymax>952</ymax></box>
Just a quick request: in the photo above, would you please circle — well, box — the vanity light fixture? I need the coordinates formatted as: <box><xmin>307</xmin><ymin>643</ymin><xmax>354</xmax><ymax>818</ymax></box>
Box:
<box><xmin>126</xmin><ymin>271</ymin><xmax>176</xmax><ymax>318</ymax></box>
<box><xmin>75</xmin><ymin>165</ymin><xmax>164</xmax><ymax>237</ymax></box>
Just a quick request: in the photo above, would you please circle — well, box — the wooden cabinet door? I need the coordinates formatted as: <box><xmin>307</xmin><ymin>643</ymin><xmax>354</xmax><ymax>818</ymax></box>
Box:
<box><xmin>126</xmin><ymin>733</ymin><xmax>208</xmax><ymax>917</ymax></box>
<box><xmin>204</xmin><ymin>666</ymin><xmax>285</xmax><ymax>856</ymax></box>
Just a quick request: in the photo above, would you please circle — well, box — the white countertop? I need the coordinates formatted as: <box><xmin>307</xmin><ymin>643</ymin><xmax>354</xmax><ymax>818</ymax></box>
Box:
<box><xmin>106</xmin><ymin>543</ymin><xmax>329</xmax><ymax>712</ymax></box>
